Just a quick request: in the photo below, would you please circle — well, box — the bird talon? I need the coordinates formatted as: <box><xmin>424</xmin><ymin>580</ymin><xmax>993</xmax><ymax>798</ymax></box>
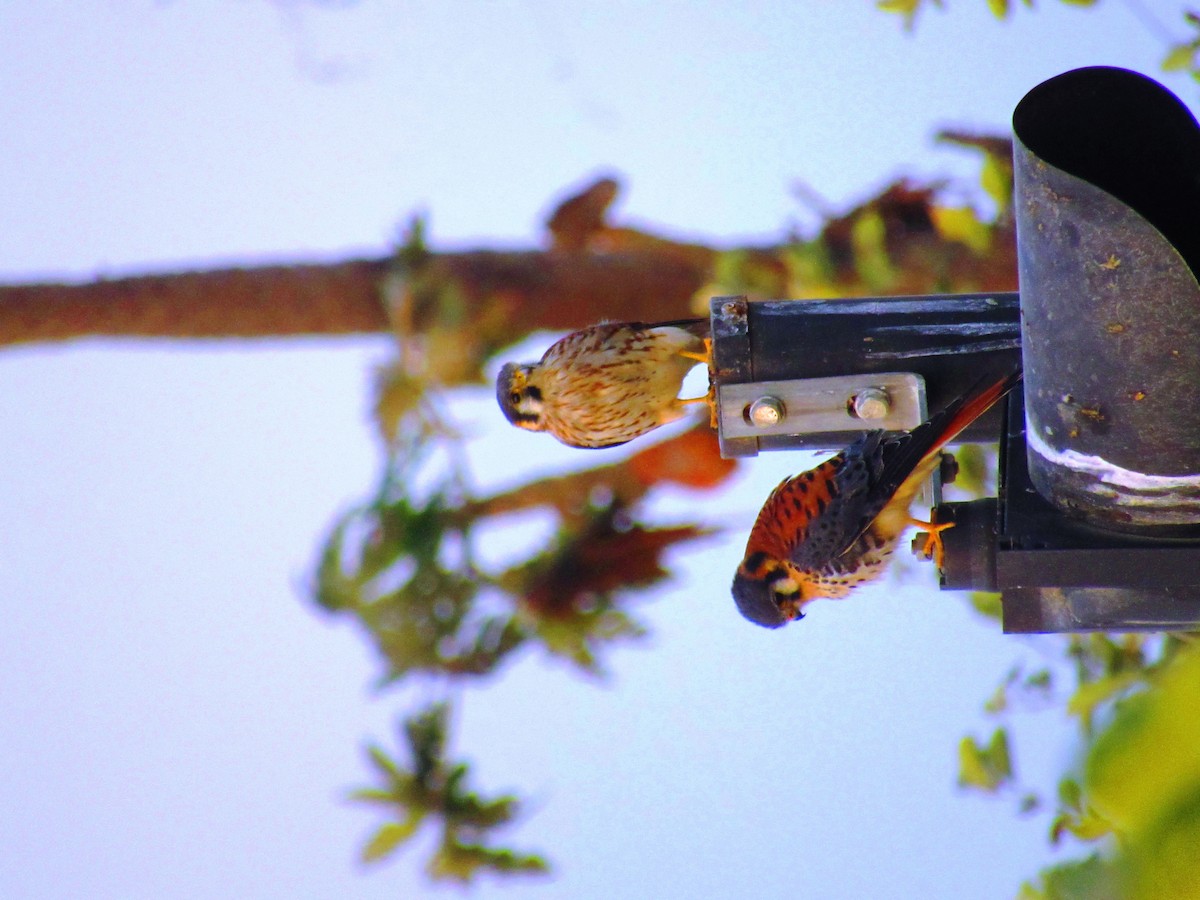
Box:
<box><xmin>910</xmin><ymin>517</ymin><xmax>954</xmax><ymax>569</ymax></box>
<box><xmin>678</xmin><ymin>337</ymin><xmax>713</xmax><ymax>366</ymax></box>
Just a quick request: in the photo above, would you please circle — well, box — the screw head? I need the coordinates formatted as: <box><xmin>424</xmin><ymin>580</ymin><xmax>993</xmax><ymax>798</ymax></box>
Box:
<box><xmin>852</xmin><ymin>387</ymin><xmax>892</xmax><ymax>420</ymax></box>
<box><xmin>747</xmin><ymin>396</ymin><xmax>786</xmax><ymax>427</ymax></box>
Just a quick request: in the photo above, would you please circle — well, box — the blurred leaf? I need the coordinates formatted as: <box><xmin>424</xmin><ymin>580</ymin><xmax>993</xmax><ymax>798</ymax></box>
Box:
<box><xmin>314</xmin><ymin>520</ymin><xmax>363</xmax><ymax>612</ymax></box>
<box><xmin>1021</xmin><ymin>854</ymin><xmax>1118</xmax><ymax>900</ymax></box>
<box><xmin>367</xmin><ymin>743</ymin><xmax>405</xmax><ymax>783</ymax></box>
<box><xmin>948</xmin><ymin>443</ymin><xmax>990</xmax><ymax>496</ymax></box>
<box><xmin>983</xmin><ymin>682</ymin><xmax>1007</xmax><ymax>715</ymax></box>
<box><xmin>628</xmin><ymin>426</ymin><xmax>735</xmax><ymax>490</ymax></box>
<box><xmin>1066</xmin><ymin>671</ymin><xmax>1140</xmax><ymax>724</ymax></box>
<box><xmin>363</xmin><ymin>818</ymin><xmax>423</xmax><ymax>863</ymax></box>
<box><xmin>1123</xmin><ymin>790</ymin><xmax>1200</xmax><ymax>900</ymax></box>
<box><xmin>353</xmin><ymin>701</ymin><xmax>545</xmax><ymax>882</ymax></box>
<box><xmin>1059</xmin><ymin>777</ymin><xmax>1083</xmax><ymax>811</ymax></box>
<box><xmin>958</xmin><ymin>728</ymin><xmax>1013</xmax><ymax>792</ymax></box>
<box><xmin>1024</xmin><ymin>668</ymin><xmax>1052</xmax><ymax>692</ymax></box>
<box><xmin>849</xmin><ymin>210</ymin><xmax>896</xmax><ymax>290</ymax></box>
<box><xmin>876</xmin><ymin>0</ymin><xmax>925</xmax><ymax>29</ymax></box>
<box><xmin>429</xmin><ymin>840</ymin><xmax>549</xmax><ymax>884</ymax></box>
<box><xmin>372</xmin><ymin>363</ymin><xmax>426</xmax><ymax>443</ymax></box>
<box><xmin>1162</xmin><ymin>41</ymin><xmax>1198</xmax><ymax>72</ymax></box>
<box><xmin>531</xmin><ymin>607</ymin><xmax>646</xmax><ymax>676</ymax></box>
<box><xmin>1050</xmin><ymin>807</ymin><xmax>1113</xmax><ymax>844</ymax></box>
<box><xmin>968</xmin><ymin>591</ymin><xmax>1003</xmax><ymax>622</ymax></box>
<box><xmin>349</xmin><ymin>787</ymin><xmax>400</xmax><ymax>806</ymax></box>
<box><xmin>406</xmin><ymin>702</ymin><xmax>450</xmax><ymax>786</ymax></box>
<box><xmin>986</xmin><ymin>0</ymin><xmax>1009</xmax><ymax>19</ymax></box>
<box><xmin>517</xmin><ymin>509</ymin><xmax>713</xmax><ymax>623</ymax></box>
<box><xmin>781</xmin><ymin>241</ymin><xmax>838</xmax><ymax>298</ymax></box>
<box><xmin>932</xmin><ymin>205</ymin><xmax>991</xmax><ymax>255</ymax></box>
<box><xmin>1087</xmin><ymin>647</ymin><xmax>1200</xmax><ymax>834</ymax></box>
<box><xmin>980</xmin><ymin>153</ymin><xmax>1013</xmax><ymax>208</ymax></box>
<box><xmin>546</xmin><ymin>176</ymin><xmax>620</xmax><ymax>250</ymax></box>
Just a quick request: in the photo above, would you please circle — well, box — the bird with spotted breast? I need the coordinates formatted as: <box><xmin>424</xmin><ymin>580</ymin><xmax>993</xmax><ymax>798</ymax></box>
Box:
<box><xmin>732</xmin><ymin>369</ymin><xmax>1022</xmax><ymax>628</ymax></box>
<box><xmin>496</xmin><ymin>319</ymin><xmax>711</xmax><ymax>449</ymax></box>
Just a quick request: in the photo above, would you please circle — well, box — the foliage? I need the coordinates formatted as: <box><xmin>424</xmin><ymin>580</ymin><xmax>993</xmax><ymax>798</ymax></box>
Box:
<box><xmin>961</xmin><ymin>626</ymin><xmax>1200</xmax><ymax>898</ymax></box>
<box><xmin>302</xmin><ymin>126</ymin><xmax>1031</xmax><ymax>883</ymax></box>
<box><xmin>294</xmin><ymin>11</ymin><xmax>1198</xmax><ymax>885</ymax></box>
<box><xmin>318</xmin><ymin>301</ymin><xmax>734</xmax><ymax>877</ymax></box>
<box><xmin>879</xmin><ymin>0</ymin><xmax>1200</xmax><ymax>83</ymax></box>
<box><xmin>351</xmin><ymin>702</ymin><xmax>549</xmax><ymax>884</ymax></box>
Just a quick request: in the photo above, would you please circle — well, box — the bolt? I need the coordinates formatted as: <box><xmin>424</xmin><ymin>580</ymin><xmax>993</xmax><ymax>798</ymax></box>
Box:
<box><xmin>747</xmin><ymin>396</ymin><xmax>785</xmax><ymax>427</ymax></box>
<box><xmin>852</xmin><ymin>387</ymin><xmax>892</xmax><ymax>420</ymax></box>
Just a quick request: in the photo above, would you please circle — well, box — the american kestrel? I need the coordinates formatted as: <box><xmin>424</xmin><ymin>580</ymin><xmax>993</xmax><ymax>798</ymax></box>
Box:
<box><xmin>496</xmin><ymin>319</ymin><xmax>711</xmax><ymax>449</ymax></box>
<box><xmin>732</xmin><ymin>369</ymin><xmax>1021</xmax><ymax>628</ymax></box>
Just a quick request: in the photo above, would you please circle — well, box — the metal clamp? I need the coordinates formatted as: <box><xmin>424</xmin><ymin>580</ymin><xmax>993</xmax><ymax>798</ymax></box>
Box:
<box><xmin>717</xmin><ymin>372</ymin><xmax>927</xmax><ymax>454</ymax></box>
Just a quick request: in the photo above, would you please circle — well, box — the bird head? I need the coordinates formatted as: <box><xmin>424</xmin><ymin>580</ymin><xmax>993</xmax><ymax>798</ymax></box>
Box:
<box><xmin>496</xmin><ymin>362</ymin><xmax>546</xmax><ymax>432</ymax></box>
<box><xmin>731</xmin><ymin>552</ymin><xmax>806</xmax><ymax>629</ymax></box>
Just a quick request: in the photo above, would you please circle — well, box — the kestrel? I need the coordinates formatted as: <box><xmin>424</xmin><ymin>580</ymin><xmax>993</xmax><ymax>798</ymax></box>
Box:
<box><xmin>732</xmin><ymin>369</ymin><xmax>1022</xmax><ymax>628</ymax></box>
<box><xmin>496</xmin><ymin>319</ymin><xmax>711</xmax><ymax>449</ymax></box>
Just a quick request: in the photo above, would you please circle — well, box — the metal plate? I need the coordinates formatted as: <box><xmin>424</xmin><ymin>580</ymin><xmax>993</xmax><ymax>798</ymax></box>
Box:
<box><xmin>717</xmin><ymin>372</ymin><xmax>926</xmax><ymax>440</ymax></box>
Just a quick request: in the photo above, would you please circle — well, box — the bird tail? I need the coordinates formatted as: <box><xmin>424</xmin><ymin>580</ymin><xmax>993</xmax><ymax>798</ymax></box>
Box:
<box><xmin>920</xmin><ymin>367</ymin><xmax>1023</xmax><ymax>458</ymax></box>
<box><xmin>876</xmin><ymin>367</ymin><xmax>1022</xmax><ymax>495</ymax></box>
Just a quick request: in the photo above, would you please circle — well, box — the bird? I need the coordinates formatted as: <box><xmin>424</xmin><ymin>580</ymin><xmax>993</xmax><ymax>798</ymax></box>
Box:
<box><xmin>732</xmin><ymin>369</ymin><xmax>1022</xmax><ymax>629</ymax></box>
<box><xmin>496</xmin><ymin>319</ymin><xmax>711</xmax><ymax>449</ymax></box>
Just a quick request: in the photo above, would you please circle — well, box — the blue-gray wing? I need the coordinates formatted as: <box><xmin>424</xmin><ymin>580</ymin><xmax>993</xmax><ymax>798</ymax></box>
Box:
<box><xmin>789</xmin><ymin>431</ymin><xmax>889</xmax><ymax>572</ymax></box>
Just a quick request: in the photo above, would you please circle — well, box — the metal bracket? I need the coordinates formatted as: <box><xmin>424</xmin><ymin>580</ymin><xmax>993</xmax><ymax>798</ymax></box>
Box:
<box><xmin>717</xmin><ymin>372</ymin><xmax>927</xmax><ymax>451</ymax></box>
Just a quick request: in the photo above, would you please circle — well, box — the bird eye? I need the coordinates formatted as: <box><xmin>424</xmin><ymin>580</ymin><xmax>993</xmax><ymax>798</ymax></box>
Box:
<box><xmin>509</xmin><ymin>391</ymin><xmax>522</xmax><ymax>405</ymax></box>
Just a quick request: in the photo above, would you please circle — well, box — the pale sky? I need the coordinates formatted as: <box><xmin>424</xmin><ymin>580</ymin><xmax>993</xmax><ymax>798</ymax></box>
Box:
<box><xmin>0</xmin><ymin>3</ymin><xmax>1191</xmax><ymax>898</ymax></box>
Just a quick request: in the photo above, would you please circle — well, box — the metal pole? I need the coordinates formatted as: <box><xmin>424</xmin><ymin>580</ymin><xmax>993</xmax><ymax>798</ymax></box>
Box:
<box><xmin>1014</xmin><ymin>66</ymin><xmax>1200</xmax><ymax>528</ymax></box>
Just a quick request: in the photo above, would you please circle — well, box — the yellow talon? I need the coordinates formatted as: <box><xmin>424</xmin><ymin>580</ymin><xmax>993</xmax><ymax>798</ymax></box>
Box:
<box><xmin>909</xmin><ymin>517</ymin><xmax>955</xmax><ymax>569</ymax></box>
<box><xmin>678</xmin><ymin>337</ymin><xmax>713</xmax><ymax>365</ymax></box>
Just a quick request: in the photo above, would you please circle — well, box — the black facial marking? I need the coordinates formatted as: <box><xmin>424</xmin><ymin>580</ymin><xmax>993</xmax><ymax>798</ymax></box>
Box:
<box><xmin>744</xmin><ymin>551</ymin><xmax>768</xmax><ymax>573</ymax></box>
<box><xmin>525</xmin><ymin>385</ymin><xmax>543</xmax><ymax>402</ymax></box>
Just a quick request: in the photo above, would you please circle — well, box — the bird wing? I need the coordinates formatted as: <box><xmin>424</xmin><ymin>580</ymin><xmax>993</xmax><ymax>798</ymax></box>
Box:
<box><xmin>835</xmin><ymin>367</ymin><xmax>1022</xmax><ymax>555</ymax></box>
<box><xmin>785</xmin><ymin>432</ymin><xmax>887</xmax><ymax>572</ymax></box>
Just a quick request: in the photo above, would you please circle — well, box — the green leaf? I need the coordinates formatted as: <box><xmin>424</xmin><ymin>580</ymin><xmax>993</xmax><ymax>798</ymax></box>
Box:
<box><xmin>313</xmin><ymin>521</ymin><xmax>362</xmax><ymax>612</ymax></box>
<box><xmin>1087</xmin><ymin>647</ymin><xmax>1200</xmax><ymax>834</ymax></box>
<box><xmin>366</xmin><ymin>743</ymin><xmax>403</xmax><ymax>781</ymax></box>
<box><xmin>958</xmin><ymin>727</ymin><xmax>1013</xmax><ymax>792</ymax></box>
<box><xmin>1065</xmin><ymin>808</ymin><xmax>1113</xmax><ymax>842</ymax></box>
<box><xmin>1123</xmin><ymin>789</ymin><xmax>1200</xmax><ymax>900</ymax></box>
<box><xmin>1025</xmin><ymin>854</ymin><xmax>1118</xmax><ymax>900</ymax></box>
<box><xmin>986</xmin><ymin>0</ymin><xmax>1009</xmax><ymax>19</ymax></box>
<box><xmin>979</xmin><ymin>153</ymin><xmax>1012</xmax><ymax>208</ymax></box>
<box><xmin>1162</xmin><ymin>42</ymin><xmax>1197</xmax><ymax>72</ymax></box>
<box><xmin>428</xmin><ymin>840</ymin><xmax>549</xmax><ymax>884</ymax></box>
<box><xmin>849</xmin><ymin>210</ymin><xmax>896</xmax><ymax>290</ymax></box>
<box><xmin>968</xmin><ymin>591</ymin><xmax>1002</xmax><ymax>622</ymax></box>
<box><xmin>1067</xmin><ymin>671</ymin><xmax>1140</xmax><ymax>723</ymax></box>
<box><xmin>876</xmin><ymin>0</ymin><xmax>921</xmax><ymax>18</ymax></box>
<box><xmin>1024</xmin><ymin>668</ymin><xmax>1052</xmax><ymax>692</ymax></box>
<box><xmin>348</xmin><ymin>787</ymin><xmax>400</xmax><ymax>807</ymax></box>
<box><xmin>931</xmin><ymin>205</ymin><xmax>991</xmax><ymax>255</ymax></box>
<box><xmin>362</xmin><ymin>818</ymin><xmax>422</xmax><ymax>863</ymax></box>
<box><xmin>1058</xmin><ymin>777</ymin><xmax>1083</xmax><ymax>811</ymax></box>
<box><xmin>983</xmin><ymin>682</ymin><xmax>1008</xmax><ymax>715</ymax></box>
